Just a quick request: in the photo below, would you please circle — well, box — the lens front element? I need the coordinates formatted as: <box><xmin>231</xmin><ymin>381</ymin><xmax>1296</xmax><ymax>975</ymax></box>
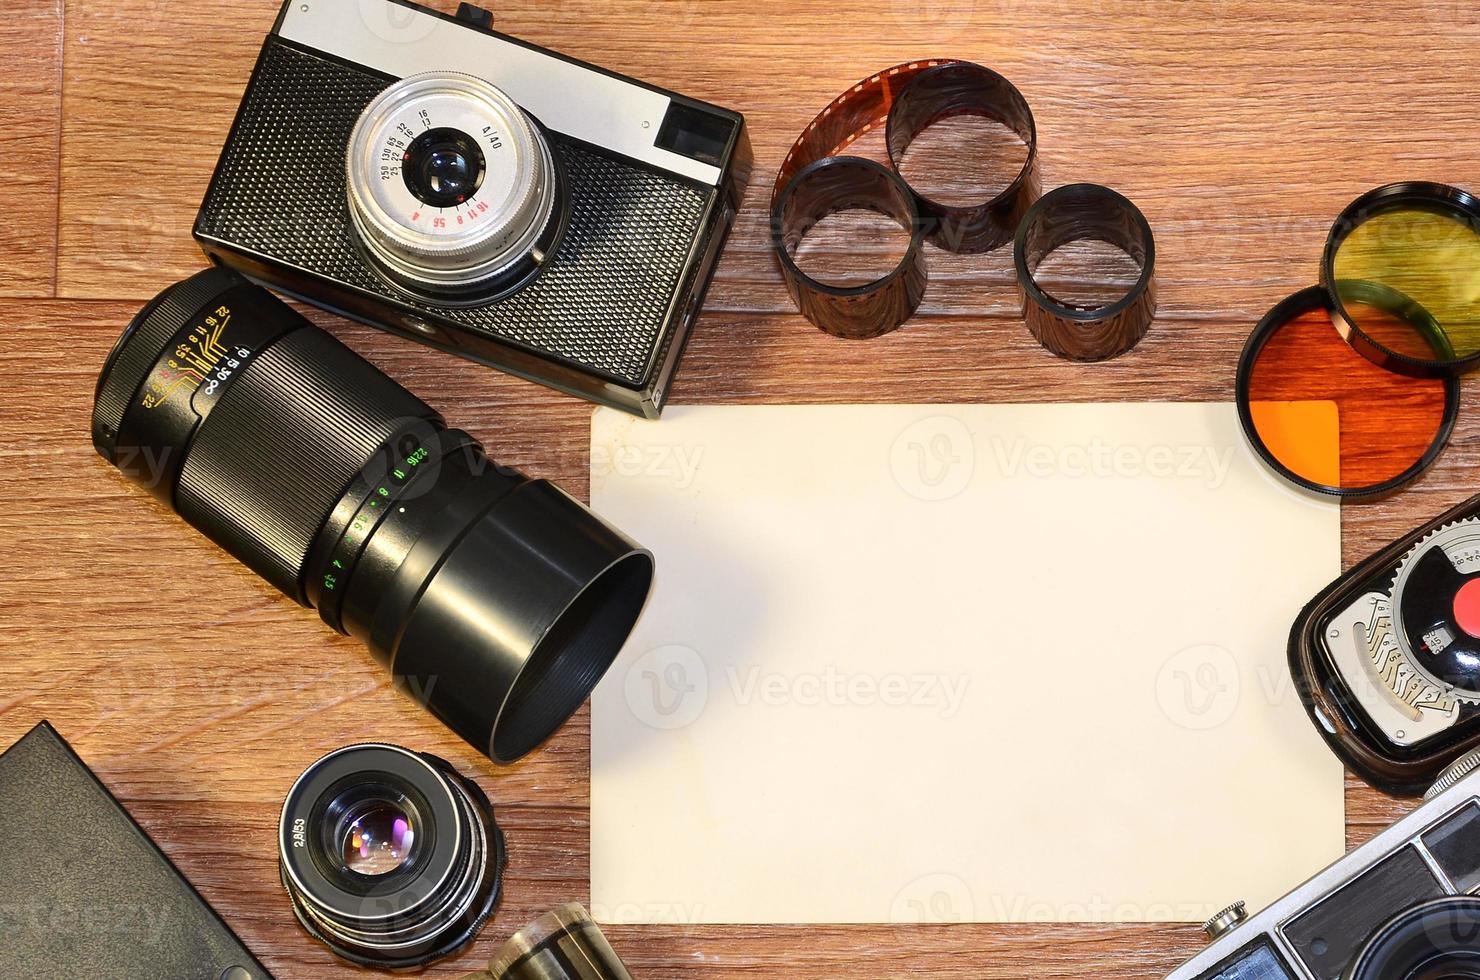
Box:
<box><xmin>403</xmin><ymin>127</ymin><xmax>486</xmax><ymax>209</ymax></box>
<box><xmin>1348</xmin><ymin>896</ymin><xmax>1480</xmax><ymax>980</ymax></box>
<box><xmin>347</xmin><ymin>71</ymin><xmax>562</xmax><ymax>297</ymax></box>
<box><xmin>338</xmin><ymin>797</ymin><xmax>417</xmax><ymax>877</ymax></box>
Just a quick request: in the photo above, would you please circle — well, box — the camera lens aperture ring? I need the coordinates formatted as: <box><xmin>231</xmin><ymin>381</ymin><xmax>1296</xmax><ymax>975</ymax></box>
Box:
<box><xmin>92</xmin><ymin>266</ymin><xmax>246</xmax><ymax>464</ymax></box>
<box><xmin>347</xmin><ymin>72</ymin><xmax>561</xmax><ymax>298</ymax></box>
<box><xmin>280</xmin><ymin>744</ymin><xmax>504</xmax><ymax>970</ymax></box>
<box><xmin>304</xmin><ymin>426</ymin><xmax>481</xmax><ymax>635</ymax></box>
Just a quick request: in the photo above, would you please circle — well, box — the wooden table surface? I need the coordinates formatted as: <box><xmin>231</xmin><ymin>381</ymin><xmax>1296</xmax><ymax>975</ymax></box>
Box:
<box><xmin>4</xmin><ymin>0</ymin><xmax>1480</xmax><ymax>976</ymax></box>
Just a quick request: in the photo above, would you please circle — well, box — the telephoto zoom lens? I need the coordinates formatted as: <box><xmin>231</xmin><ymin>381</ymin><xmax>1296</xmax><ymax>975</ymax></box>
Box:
<box><xmin>281</xmin><ymin>743</ymin><xmax>504</xmax><ymax>969</ymax></box>
<box><xmin>92</xmin><ymin>267</ymin><xmax>654</xmax><ymax>763</ymax></box>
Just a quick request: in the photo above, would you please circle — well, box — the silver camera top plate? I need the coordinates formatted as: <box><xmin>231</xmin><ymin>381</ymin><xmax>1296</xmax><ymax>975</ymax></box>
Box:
<box><xmin>278</xmin><ymin>0</ymin><xmax>726</xmax><ymax>186</ymax></box>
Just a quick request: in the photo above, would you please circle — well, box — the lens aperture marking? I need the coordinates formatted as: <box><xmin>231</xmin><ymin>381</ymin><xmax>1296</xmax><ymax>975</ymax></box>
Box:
<box><xmin>314</xmin><ymin>436</ymin><xmax>436</xmax><ymax>632</ymax></box>
<box><xmin>361</xmin><ymin>88</ymin><xmax>520</xmax><ymax>240</ymax></box>
<box><xmin>141</xmin><ymin>303</ymin><xmax>253</xmax><ymax>413</ymax></box>
<box><xmin>347</xmin><ymin>72</ymin><xmax>559</xmax><ymax>295</ymax></box>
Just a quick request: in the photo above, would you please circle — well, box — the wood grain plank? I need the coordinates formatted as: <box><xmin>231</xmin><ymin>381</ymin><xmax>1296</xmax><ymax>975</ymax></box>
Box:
<box><xmin>54</xmin><ymin>0</ymin><xmax>1480</xmax><ymax>320</ymax></box>
<box><xmin>0</xmin><ymin>295</ymin><xmax>1467</xmax><ymax>976</ymax></box>
<box><xmin>22</xmin><ymin>0</ymin><xmax>1480</xmax><ymax>975</ymax></box>
<box><xmin>0</xmin><ymin>0</ymin><xmax>62</xmax><ymax>296</ymax></box>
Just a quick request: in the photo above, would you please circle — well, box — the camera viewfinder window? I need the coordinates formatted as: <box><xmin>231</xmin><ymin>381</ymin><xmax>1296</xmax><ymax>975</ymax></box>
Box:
<box><xmin>1423</xmin><ymin>802</ymin><xmax>1480</xmax><ymax>893</ymax></box>
<box><xmin>656</xmin><ymin>102</ymin><xmax>733</xmax><ymax>167</ymax></box>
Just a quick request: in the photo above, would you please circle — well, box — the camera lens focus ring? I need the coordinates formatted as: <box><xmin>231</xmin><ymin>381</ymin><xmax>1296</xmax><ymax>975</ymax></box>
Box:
<box><xmin>347</xmin><ymin>72</ymin><xmax>562</xmax><ymax>298</ymax></box>
<box><xmin>94</xmin><ymin>268</ymin><xmax>441</xmax><ymax>600</ymax></box>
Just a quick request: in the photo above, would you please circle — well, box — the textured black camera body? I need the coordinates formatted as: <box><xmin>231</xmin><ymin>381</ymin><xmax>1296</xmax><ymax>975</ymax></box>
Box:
<box><xmin>196</xmin><ymin>0</ymin><xmax>750</xmax><ymax>417</ymax></box>
<box><xmin>0</xmin><ymin>722</ymin><xmax>271</xmax><ymax>979</ymax></box>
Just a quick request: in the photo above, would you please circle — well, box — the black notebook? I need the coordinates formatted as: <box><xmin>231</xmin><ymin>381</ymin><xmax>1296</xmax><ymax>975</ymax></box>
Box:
<box><xmin>0</xmin><ymin>721</ymin><xmax>273</xmax><ymax>979</ymax></box>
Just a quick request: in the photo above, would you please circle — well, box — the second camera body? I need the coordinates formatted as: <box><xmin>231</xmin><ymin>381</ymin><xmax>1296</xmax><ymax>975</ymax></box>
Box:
<box><xmin>196</xmin><ymin>0</ymin><xmax>750</xmax><ymax>418</ymax></box>
<box><xmin>1166</xmin><ymin>752</ymin><xmax>1480</xmax><ymax>980</ymax></box>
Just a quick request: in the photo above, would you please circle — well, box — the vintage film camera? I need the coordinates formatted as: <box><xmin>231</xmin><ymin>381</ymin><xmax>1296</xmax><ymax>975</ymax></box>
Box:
<box><xmin>1166</xmin><ymin>750</ymin><xmax>1480</xmax><ymax>979</ymax></box>
<box><xmin>195</xmin><ymin>0</ymin><xmax>750</xmax><ymax>417</ymax></box>
<box><xmin>1290</xmin><ymin>492</ymin><xmax>1480</xmax><ymax>796</ymax></box>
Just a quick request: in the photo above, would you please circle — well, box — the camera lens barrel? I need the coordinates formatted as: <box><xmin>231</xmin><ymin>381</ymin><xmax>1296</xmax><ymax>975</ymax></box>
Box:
<box><xmin>1347</xmin><ymin>896</ymin><xmax>1480</xmax><ymax>980</ymax></box>
<box><xmin>280</xmin><ymin>744</ymin><xmax>504</xmax><ymax>970</ymax></box>
<box><xmin>93</xmin><ymin>267</ymin><xmax>653</xmax><ymax>763</ymax></box>
<box><xmin>346</xmin><ymin>72</ymin><xmax>567</xmax><ymax>301</ymax></box>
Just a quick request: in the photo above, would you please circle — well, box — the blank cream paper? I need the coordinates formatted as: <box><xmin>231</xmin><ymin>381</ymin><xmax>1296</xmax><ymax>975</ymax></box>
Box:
<box><xmin>589</xmin><ymin>403</ymin><xmax>1344</xmax><ymax>925</ymax></box>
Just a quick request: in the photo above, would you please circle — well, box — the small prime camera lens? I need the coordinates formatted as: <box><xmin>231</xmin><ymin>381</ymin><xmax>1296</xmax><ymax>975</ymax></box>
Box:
<box><xmin>92</xmin><ymin>267</ymin><xmax>653</xmax><ymax>764</ymax></box>
<box><xmin>403</xmin><ymin>127</ymin><xmax>486</xmax><ymax>208</ymax></box>
<box><xmin>346</xmin><ymin>72</ymin><xmax>566</xmax><ymax>299</ymax></box>
<box><xmin>1347</xmin><ymin>896</ymin><xmax>1480</xmax><ymax>980</ymax></box>
<box><xmin>280</xmin><ymin>744</ymin><xmax>504</xmax><ymax>970</ymax></box>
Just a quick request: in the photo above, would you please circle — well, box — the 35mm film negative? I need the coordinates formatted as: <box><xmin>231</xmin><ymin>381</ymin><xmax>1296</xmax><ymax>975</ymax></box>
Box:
<box><xmin>770</xmin><ymin>61</ymin><xmax>1156</xmax><ymax>361</ymax></box>
<box><xmin>770</xmin><ymin>60</ymin><xmax>1040</xmax><ymax>339</ymax></box>
<box><xmin>1014</xmin><ymin>183</ymin><xmax>1157</xmax><ymax>362</ymax></box>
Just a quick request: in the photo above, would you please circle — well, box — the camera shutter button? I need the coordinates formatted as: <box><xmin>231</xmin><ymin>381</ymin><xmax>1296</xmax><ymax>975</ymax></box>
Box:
<box><xmin>1203</xmin><ymin>901</ymin><xmax>1247</xmax><ymax>941</ymax></box>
